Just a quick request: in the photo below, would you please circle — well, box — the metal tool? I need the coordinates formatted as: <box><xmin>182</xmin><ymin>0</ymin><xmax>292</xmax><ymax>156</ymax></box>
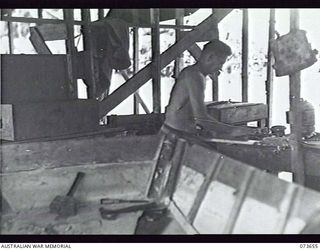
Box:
<box><xmin>99</xmin><ymin>202</ymin><xmax>163</xmax><ymax>220</ymax></box>
<box><xmin>100</xmin><ymin>198</ymin><xmax>150</xmax><ymax>205</ymax></box>
<box><xmin>49</xmin><ymin>172</ymin><xmax>85</xmax><ymax>218</ymax></box>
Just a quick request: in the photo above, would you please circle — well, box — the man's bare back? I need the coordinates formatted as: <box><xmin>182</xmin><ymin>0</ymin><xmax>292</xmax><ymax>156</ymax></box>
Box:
<box><xmin>165</xmin><ymin>64</ymin><xmax>206</xmax><ymax>133</ymax></box>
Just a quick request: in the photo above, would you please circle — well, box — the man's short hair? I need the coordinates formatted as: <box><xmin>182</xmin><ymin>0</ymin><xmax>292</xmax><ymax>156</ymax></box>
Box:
<box><xmin>202</xmin><ymin>40</ymin><xmax>232</xmax><ymax>57</ymax></box>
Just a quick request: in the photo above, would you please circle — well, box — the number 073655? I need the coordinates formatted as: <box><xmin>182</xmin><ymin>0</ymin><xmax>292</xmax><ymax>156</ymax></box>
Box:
<box><xmin>300</xmin><ymin>244</ymin><xmax>319</xmax><ymax>248</ymax></box>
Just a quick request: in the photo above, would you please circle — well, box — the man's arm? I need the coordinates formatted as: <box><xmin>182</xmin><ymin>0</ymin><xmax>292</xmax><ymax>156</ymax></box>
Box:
<box><xmin>187</xmin><ymin>73</ymin><xmax>259</xmax><ymax>137</ymax></box>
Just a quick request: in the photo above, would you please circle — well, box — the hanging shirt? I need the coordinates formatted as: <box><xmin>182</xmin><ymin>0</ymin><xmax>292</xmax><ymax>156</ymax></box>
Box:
<box><xmin>90</xmin><ymin>17</ymin><xmax>131</xmax><ymax>70</ymax></box>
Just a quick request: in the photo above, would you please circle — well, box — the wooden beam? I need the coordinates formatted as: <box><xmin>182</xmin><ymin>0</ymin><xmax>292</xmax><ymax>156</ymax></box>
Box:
<box><xmin>99</xmin><ymin>9</ymin><xmax>233</xmax><ymax>117</ymax></box>
<box><xmin>151</xmin><ymin>9</ymin><xmax>161</xmax><ymax>113</ymax></box>
<box><xmin>35</xmin><ymin>23</ymin><xmax>67</xmax><ymax>41</ymax></box>
<box><xmin>169</xmin><ymin>201</ymin><xmax>199</xmax><ymax>234</ymax></box>
<box><xmin>223</xmin><ymin>168</ymin><xmax>255</xmax><ymax>233</ymax></box>
<box><xmin>6</xmin><ymin>12</ymin><xmax>14</xmax><ymax>54</ymax></box>
<box><xmin>2</xmin><ymin>135</ymin><xmax>160</xmax><ymax>172</ymax></box>
<box><xmin>2</xmin><ymin>15</ymin><xmax>76</xmax><ymax>25</ymax></box>
<box><xmin>0</xmin><ymin>15</ymin><xmax>196</xmax><ymax>30</ymax></box>
<box><xmin>38</xmin><ymin>9</ymin><xmax>43</xmax><ymax>19</ymax></box>
<box><xmin>29</xmin><ymin>27</ymin><xmax>52</xmax><ymax>54</ymax></box>
<box><xmin>266</xmin><ymin>9</ymin><xmax>276</xmax><ymax>128</ymax></box>
<box><xmin>63</xmin><ymin>9</ymin><xmax>78</xmax><ymax>99</ymax></box>
<box><xmin>157</xmin><ymin>24</ymin><xmax>195</xmax><ymax>30</ymax></box>
<box><xmin>120</xmin><ymin>70</ymin><xmax>151</xmax><ymax>114</ymax></box>
<box><xmin>289</xmin><ymin>9</ymin><xmax>305</xmax><ymax>185</ymax></box>
<box><xmin>174</xmin><ymin>9</ymin><xmax>184</xmax><ymax>78</ymax></box>
<box><xmin>212</xmin><ymin>8</ymin><xmax>219</xmax><ymax>101</ymax></box>
<box><xmin>188</xmin><ymin>156</ymin><xmax>224</xmax><ymax>223</ymax></box>
<box><xmin>242</xmin><ymin>9</ymin><xmax>249</xmax><ymax>102</ymax></box>
<box><xmin>133</xmin><ymin>27</ymin><xmax>140</xmax><ymax>114</ymax></box>
<box><xmin>81</xmin><ymin>9</ymin><xmax>97</xmax><ymax>99</ymax></box>
<box><xmin>98</xmin><ymin>9</ymin><xmax>104</xmax><ymax>19</ymax></box>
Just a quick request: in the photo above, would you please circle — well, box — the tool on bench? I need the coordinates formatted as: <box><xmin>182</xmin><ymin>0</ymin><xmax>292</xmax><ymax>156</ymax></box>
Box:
<box><xmin>99</xmin><ymin>200</ymin><xmax>165</xmax><ymax>220</ymax></box>
<box><xmin>49</xmin><ymin>172</ymin><xmax>85</xmax><ymax>218</ymax></box>
<box><xmin>100</xmin><ymin>198</ymin><xmax>150</xmax><ymax>205</ymax></box>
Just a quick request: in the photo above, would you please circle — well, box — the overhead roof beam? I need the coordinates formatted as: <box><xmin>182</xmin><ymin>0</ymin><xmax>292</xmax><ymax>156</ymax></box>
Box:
<box><xmin>1</xmin><ymin>15</ymin><xmax>197</xmax><ymax>30</ymax></box>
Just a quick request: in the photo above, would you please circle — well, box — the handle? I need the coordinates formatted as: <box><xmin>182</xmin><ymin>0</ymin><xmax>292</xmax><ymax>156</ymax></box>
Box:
<box><xmin>100</xmin><ymin>198</ymin><xmax>150</xmax><ymax>205</ymax></box>
<box><xmin>99</xmin><ymin>202</ymin><xmax>158</xmax><ymax>216</ymax></box>
<box><xmin>67</xmin><ymin>172</ymin><xmax>85</xmax><ymax>197</ymax></box>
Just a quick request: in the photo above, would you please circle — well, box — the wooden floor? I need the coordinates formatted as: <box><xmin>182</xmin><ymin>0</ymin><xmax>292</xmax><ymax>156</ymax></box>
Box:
<box><xmin>1</xmin><ymin>202</ymin><xmax>185</xmax><ymax>234</ymax></box>
<box><xmin>2</xmin><ymin>203</ymin><xmax>142</xmax><ymax>234</ymax></box>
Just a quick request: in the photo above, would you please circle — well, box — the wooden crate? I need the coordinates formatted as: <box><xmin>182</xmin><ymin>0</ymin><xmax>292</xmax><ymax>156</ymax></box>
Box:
<box><xmin>207</xmin><ymin>102</ymin><xmax>268</xmax><ymax>125</ymax></box>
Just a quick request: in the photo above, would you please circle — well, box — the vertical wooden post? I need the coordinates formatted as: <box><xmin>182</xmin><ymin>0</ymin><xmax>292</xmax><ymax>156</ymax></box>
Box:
<box><xmin>6</xmin><ymin>10</ymin><xmax>13</xmax><ymax>54</ymax></box>
<box><xmin>174</xmin><ymin>9</ymin><xmax>184</xmax><ymax>78</ymax></box>
<box><xmin>81</xmin><ymin>9</ymin><xmax>97</xmax><ymax>99</ymax></box>
<box><xmin>7</xmin><ymin>23</ymin><xmax>13</xmax><ymax>54</ymax></box>
<box><xmin>242</xmin><ymin>9</ymin><xmax>249</xmax><ymax>103</ymax></box>
<box><xmin>133</xmin><ymin>27</ymin><xmax>140</xmax><ymax>114</ymax></box>
<box><xmin>63</xmin><ymin>9</ymin><xmax>78</xmax><ymax>99</ymax></box>
<box><xmin>212</xmin><ymin>9</ymin><xmax>219</xmax><ymax>101</ymax></box>
<box><xmin>265</xmin><ymin>9</ymin><xmax>275</xmax><ymax>128</ymax></box>
<box><xmin>38</xmin><ymin>9</ymin><xmax>43</xmax><ymax>19</ymax></box>
<box><xmin>98</xmin><ymin>9</ymin><xmax>104</xmax><ymax>20</ymax></box>
<box><xmin>289</xmin><ymin>9</ymin><xmax>304</xmax><ymax>185</ymax></box>
<box><xmin>151</xmin><ymin>8</ymin><xmax>161</xmax><ymax>113</ymax></box>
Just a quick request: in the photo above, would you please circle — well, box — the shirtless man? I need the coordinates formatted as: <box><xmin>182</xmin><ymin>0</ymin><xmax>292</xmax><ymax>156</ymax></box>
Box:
<box><xmin>164</xmin><ymin>40</ymin><xmax>261</xmax><ymax>139</ymax></box>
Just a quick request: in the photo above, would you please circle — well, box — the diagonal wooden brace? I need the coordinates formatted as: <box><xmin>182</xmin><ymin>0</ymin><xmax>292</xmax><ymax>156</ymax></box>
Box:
<box><xmin>30</xmin><ymin>27</ymin><xmax>52</xmax><ymax>54</ymax></box>
<box><xmin>99</xmin><ymin>9</ymin><xmax>232</xmax><ymax>117</ymax></box>
<box><xmin>120</xmin><ymin>70</ymin><xmax>151</xmax><ymax>114</ymax></box>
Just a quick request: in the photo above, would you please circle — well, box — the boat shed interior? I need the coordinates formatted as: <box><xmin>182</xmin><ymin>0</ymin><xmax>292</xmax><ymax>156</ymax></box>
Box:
<box><xmin>1</xmin><ymin>8</ymin><xmax>320</xmax><ymax>235</ymax></box>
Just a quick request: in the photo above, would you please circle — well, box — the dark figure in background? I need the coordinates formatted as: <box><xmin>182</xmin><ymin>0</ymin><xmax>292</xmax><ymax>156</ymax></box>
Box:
<box><xmin>164</xmin><ymin>40</ymin><xmax>262</xmax><ymax>139</ymax></box>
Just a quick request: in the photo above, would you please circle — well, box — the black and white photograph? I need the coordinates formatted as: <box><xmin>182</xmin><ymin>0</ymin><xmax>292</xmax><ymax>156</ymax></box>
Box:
<box><xmin>1</xmin><ymin>6</ymin><xmax>320</xmax><ymax>241</ymax></box>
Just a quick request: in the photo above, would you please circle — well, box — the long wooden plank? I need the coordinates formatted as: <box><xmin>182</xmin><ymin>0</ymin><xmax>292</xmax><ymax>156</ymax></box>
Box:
<box><xmin>1</xmin><ymin>15</ymin><xmax>197</xmax><ymax>29</ymax></box>
<box><xmin>266</xmin><ymin>9</ymin><xmax>275</xmax><ymax>128</ymax></box>
<box><xmin>99</xmin><ymin>9</ymin><xmax>233</xmax><ymax>117</ymax></box>
<box><xmin>151</xmin><ymin>9</ymin><xmax>161</xmax><ymax>113</ymax></box>
<box><xmin>36</xmin><ymin>23</ymin><xmax>67</xmax><ymax>41</ymax></box>
<box><xmin>241</xmin><ymin>9</ymin><xmax>249</xmax><ymax>102</ymax></box>
<box><xmin>169</xmin><ymin>201</ymin><xmax>199</xmax><ymax>234</ymax></box>
<box><xmin>187</xmin><ymin>156</ymin><xmax>223</xmax><ymax>222</ymax></box>
<box><xmin>222</xmin><ymin>168</ymin><xmax>255</xmax><ymax>233</ymax></box>
<box><xmin>289</xmin><ymin>9</ymin><xmax>305</xmax><ymax>185</ymax></box>
<box><xmin>133</xmin><ymin>27</ymin><xmax>140</xmax><ymax>114</ymax></box>
<box><xmin>29</xmin><ymin>27</ymin><xmax>52</xmax><ymax>54</ymax></box>
<box><xmin>1</xmin><ymin>134</ymin><xmax>161</xmax><ymax>173</ymax></box>
<box><xmin>172</xmin><ymin>166</ymin><xmax>205</xmax><ymax>216</ymax></box>
<box><xmin>63</xmin><ymin>9</ymin><xmax>77</xmax><ymax>99</ymax></box>
<box><xmin>174</xmin><ymin>9</ymin><xmax>184</xmax><ymax>78</ymax></box>
<box><xmin>81</xmin><ymin>9</ymin><xmax>98</xmax><ymax>99</ymax></box>
<box><xmin>120</xmin><ymin>70</ymin><xmax>150</xmax><ymax>114</ymax></box>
